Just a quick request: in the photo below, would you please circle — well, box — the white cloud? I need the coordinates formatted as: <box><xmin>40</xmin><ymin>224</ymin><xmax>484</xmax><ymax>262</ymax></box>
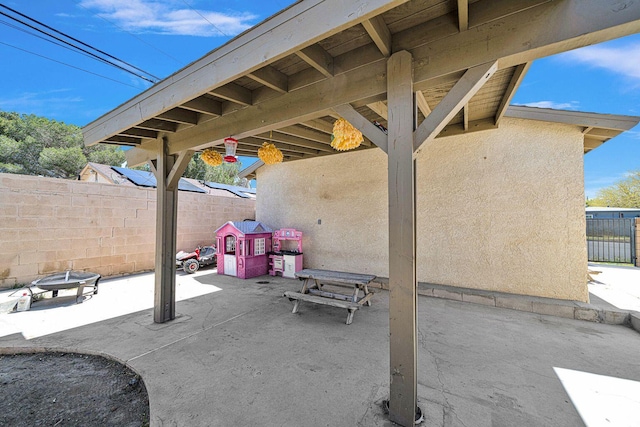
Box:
<box><xmin>560</xmin><ymin>43</ymin><xmax>640</xmax><ymax>80</ymax></box>
<box><xmin>79</xmin><ymin>0</ymin><xmax>256</xmax><ymax>37</ymax></box>
<box><xmin>513</xmin><ymin>100</ymin><xmax>580</xmax><ymax>110</ymax></box>
<box><xmin>0</xmin><ymin>90</ymin><xmax>84</xmax><ymax>121</ymax></box>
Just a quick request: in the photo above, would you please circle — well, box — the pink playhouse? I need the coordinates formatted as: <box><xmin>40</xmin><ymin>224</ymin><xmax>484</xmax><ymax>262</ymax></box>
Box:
<box><xmin>215</xmin><ymin>221</ymin><xmax>273</xmax><ymax>279</ymax></box>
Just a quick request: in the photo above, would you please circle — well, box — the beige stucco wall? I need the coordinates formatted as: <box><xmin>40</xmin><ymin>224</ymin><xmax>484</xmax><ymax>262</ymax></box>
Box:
<box><xmin>257</xmin><ymin>117</ymin><xmax>588</xmax><ymax>301</ymax></box>
<box><xmin>0</xmin><ymin>174</ymin><xmax>255</xmax><ymax>288</ymax></box>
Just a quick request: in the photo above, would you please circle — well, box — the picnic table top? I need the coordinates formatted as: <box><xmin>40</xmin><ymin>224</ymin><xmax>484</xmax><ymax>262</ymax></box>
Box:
<box><xmin>295</xmin><ymin>269</ymin><xmax>377</xmax><ymax>285</ymax></box>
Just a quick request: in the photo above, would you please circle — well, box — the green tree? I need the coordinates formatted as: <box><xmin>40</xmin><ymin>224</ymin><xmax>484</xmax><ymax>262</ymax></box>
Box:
<box><xmin>39</xmin><ymin>146</ymin><xmax>87</xmax><ymax>178</ymax></box>
<box><xmin>182</xmin><ymin>153</ymin><xmax>247</xmax><ymax>186</ymax></box>
<box><xmin>589</xmin><ymin>171</ymin><xmax>640</xmax><ymax>208</ymax></box>
<box><xmin>87</xmin><ymin>145</ymin><xmax>126</xmax><ymax>166</ymax></box>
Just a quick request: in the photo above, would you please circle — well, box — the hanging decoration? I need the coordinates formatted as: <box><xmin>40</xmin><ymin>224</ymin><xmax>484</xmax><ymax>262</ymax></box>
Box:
<box><xmin>258</xmin><ymin>131</ymin><xmax>283</xmax><ymax>165</ymax></box>
<box><xmin>258</xmin><ymin>142</ymin><xmax>284</xmax><ymax>165</ymax></box>
<box><xmin>331</xmin><ymin>118</ymin><xmax>363</xmax><ymax>151</ymax></box>
<box><xmin>201</xmin><ymin>148</ymin><xmax>223</xmax><ymax>167</ymax></box>
<box><xmin>223</xmin><ymin>137</ymin><xmax>238</xmax><ymax>163</ymax></box>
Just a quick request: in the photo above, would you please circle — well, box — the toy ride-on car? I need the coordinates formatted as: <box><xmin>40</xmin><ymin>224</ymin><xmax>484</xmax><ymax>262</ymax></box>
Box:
<box><xmin>176</xmin><ymin>245</ymin><xmax>217</xmax><ymax>274</ymax></box>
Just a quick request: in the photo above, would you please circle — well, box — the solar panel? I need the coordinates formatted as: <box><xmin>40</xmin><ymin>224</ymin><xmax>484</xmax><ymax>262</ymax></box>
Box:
<box><xmin>112</xmin><ymin>167</ymin><xmax>206</xmax><ymax>193</ymax></box>
<box><xmin>203</xmin><ymin>181</ymin><xmax>253</xmax><ymax>198</ymax></box>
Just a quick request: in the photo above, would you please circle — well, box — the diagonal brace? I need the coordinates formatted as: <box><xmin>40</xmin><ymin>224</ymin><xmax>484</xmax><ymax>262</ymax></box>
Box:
<box><xmin>413</xmin><ymin>61</ymin><xmax>498</xmax><ymax>154</ymax></box>
<box><xmin>332</xmin><ymin>104</ymin><xmax>388</xmax><ymax>153</ymax></box>
<box><xmin>166</xmin><ymin>149</ymin><xmax>195</xmax><ymax>190</ymax></box>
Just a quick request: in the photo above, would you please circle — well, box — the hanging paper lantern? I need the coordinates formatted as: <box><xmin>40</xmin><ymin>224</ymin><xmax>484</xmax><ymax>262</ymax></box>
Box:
<box><xmin>331</xmin><ymin>118</ymin><xmax>363</xmax><ymax>151</ymax></box>
<box><xmin>258</xmin><ymin>142</ymin><xmax>284</xmax><ymax>165</ymax></box>
<box><xmin>223</xmin><ymin>137</ymin><xmax>238</xmax><ymax>163</ymax></box>
<box><xmin>201</xmin><ymin>148</ymin><xmax>223</xmax><ymax>167</ymax></box>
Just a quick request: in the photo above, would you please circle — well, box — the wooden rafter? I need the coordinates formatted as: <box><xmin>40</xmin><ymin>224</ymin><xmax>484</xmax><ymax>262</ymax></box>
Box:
<box><xmin>457</xmin><ymin>0</ymin><xmax>469</xmax><ymax>31</ymax></box>
<box><xmin>495</xmin><ymin>62</ymin><xmax>531</xmax><ymax>125</ymax></box>
<box><xmin>296</xmin><ymin>44</ymin><xmax>334</xmax><ymax>78</ymax></box>
<box><xmin>414</xmin><ymin>61</ymin><xmax>498</xmax><ymax>153</ymax></box>
<box><xmin>362</xmin><ymin>16</ymin><xmax>392</xmax><ymax>57</ymax></box>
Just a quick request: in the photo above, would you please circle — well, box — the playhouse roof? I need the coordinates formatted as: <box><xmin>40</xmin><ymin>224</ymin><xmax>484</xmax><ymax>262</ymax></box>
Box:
<box><xmin>215</xmin><ymin>221</ymin><xmax>273</xmax><ymax>235</ymax></box>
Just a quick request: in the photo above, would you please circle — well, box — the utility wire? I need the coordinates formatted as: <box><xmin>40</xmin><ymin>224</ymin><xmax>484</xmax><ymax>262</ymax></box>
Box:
<box><xmin>179</xmin><ymin>0</ymin><xmax>229</xmax><ymax>37</ymax></box>
<box><xmin>0</xmin><ymin>18</ymin><xmax>134</xmax><ymax>71</ymax></box>
<box><xmin>0</xmin><ymin>3</ymin><xmax>159</xmax><ymax>83</ymax></box>
<box><xmin>74</xmin><ymin>0</ymin><xmax>184</xmax><ymax>66</ymax></box>
<box><xmin>0</xmin><ymin>40</ymin><xmax>140</xmax><ymax>88</ymax></box>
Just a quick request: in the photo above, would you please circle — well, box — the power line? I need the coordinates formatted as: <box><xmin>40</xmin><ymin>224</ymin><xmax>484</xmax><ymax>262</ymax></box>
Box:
<box><xmin>0</xmin><ymin>3</ymin><xmax>159</xmax><ymax>83</ymax></box>
<box><xmin>74</xmin><ymin>0</ymin><xmax>184</xmax><ymax>66</ymax></box>
<box><xmin>179</xmin><ymin>0</ymin><xmax>229</xmax><ymax>37</ymax></box>
<box><xmin>0</xmin><ymin>40</ymin><xmax>141</xmax><ymax>89</ymax></box>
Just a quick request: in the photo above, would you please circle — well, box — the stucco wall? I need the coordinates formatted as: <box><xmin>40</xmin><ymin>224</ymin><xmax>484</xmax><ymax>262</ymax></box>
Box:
<box><xmin>0</xmin><ymin>174</ymin><xmax>255</xmax><ymax>288</ymax></box>
<box><xmin>257</xmin><ymin>117</ymin><xmax>588</xmax><ymax>301</ymax></box>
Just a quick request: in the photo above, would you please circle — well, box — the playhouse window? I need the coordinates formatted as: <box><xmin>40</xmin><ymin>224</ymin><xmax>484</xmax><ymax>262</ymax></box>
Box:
<box><xmin>225</xmin><ymin>236</ymin><xmax>236</xmax><ymax>254</ymax></box>
<box><xmin>254</xmin><ymin>238</ymin><xmax>265</xmax><ymax>256</ymax></box>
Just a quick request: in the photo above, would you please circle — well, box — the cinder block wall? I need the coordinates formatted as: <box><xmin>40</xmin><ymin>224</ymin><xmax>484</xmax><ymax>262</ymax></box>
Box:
<box><xmin>0</xmin><ymin>174</ymin><xmax>255</xmax><ymax>288</ymax></box>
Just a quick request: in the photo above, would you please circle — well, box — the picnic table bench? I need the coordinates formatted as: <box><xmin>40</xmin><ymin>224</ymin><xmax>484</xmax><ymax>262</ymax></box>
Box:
<box><xmin>284</xmin><ymin>268</ymin><xmax>376</xmax><ymax>324</ymax></box>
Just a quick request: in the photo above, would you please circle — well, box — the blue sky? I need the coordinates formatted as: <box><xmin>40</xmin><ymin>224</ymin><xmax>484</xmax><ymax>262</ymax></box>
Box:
<box><xmin>1</xmin><ymin>0</ymin><xmax>638</xmax><ymax>198</ymax></box>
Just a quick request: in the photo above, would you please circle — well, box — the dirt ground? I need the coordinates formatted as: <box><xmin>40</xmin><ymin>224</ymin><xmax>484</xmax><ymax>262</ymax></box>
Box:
<box><xmin>0</xmin><ymin>352</ymin><xmax>149</xmax><ymax>427</ymax></box>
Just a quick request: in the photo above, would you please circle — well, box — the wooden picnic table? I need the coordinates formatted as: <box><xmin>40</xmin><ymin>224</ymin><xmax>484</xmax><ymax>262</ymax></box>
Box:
<box><xmin>284</xmin><ymin>268</ymin><xmax>376</xmax><ymax>324</ymax></box>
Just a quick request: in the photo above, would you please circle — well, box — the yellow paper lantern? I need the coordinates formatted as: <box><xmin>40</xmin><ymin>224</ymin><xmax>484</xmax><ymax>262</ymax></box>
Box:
<box><xmin>258</xmin><ymin>142</ymin><xmax>284</xmax><ymax>165</ymax></box>
<box><xmin>201</xmin><ymin>148</ymin><xmax>223</xmax><ymax>167</ymax></box>
<box><xmin>331</xmin><ymin>118</ymin><xmax>363</xmax><ymax>151</ymax></box>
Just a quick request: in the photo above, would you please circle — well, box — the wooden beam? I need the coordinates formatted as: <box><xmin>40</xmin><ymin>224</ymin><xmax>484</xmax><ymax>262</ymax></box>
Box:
<box><xmin>157</xmin><ymin>108</ymin><xmax>199</xmax><ymax>125</ymax></box>
<box><xmin>437</xmin><ymin>117</ymin><xmax>497</xmax><ymax>138</ymax></box>
<box><xmin>153</xmin><ymin>138</ymin><xmax>178</xmax><ymax>323</ymax></box>
<box><xmin>105</xmin><ymin>135</ymin><xmax>141</xmax><ymax>145</ymax></box>
<box><xmin>410</xmin><ymin>0</ymin><xmax>640</xmax><ymax>84</ymax></box>
<box><xmin>300</xmin><ymin>119</ymin><xmax>334</xmax><ymax>134</ymax></box>
<box><xmin>240</xmin><ymin>137</ymin><xmax>319</xmax><ymax>155</ymax></box>
<box><xmin>367</xmin><ymin>101</ymin><xmax>388</xmax><ymax>120</ymax></box>
<box><xmin>84</xmin><ymin>0</ymin><xmax>408</xmax><ymax>146</ymax></box>
<box><xmin>277</xmin><ymin>125</ymin><xmax>331</xmax><ymax>144</ymax></box>
<box><xmin>386</xmin><ymin>50</ymin><xmax>417</xmax><ymax>427</ymax></box>
<box><xmin>247</xmin><ymin>66</ymin><xmax>288</xmax><ymax>94</ymax></box>
<box><xmin>209</xmin><ymin>83</ymin><xmax>253</xmax><ymax>106</ymax></box>
<box><xmin>415</xmin><ymin>91</ymin><xmax>431</xmax><ymax>117</ymax></box>
<box><xmin>362</xmin><ymin>16</ymin><xmax>392</xmax><ymax>57</ymax></box>
<box><xmin>495</xmin><ymin>62</ymin><xmax>531</xmax><ymax>125</ymax></box>
<box><xmin>181</xmin><ymin>96</ymin><xmax>222</xmax><ymax>116</ymax></box>
<box><xmin>255</xmin><ymin>131</ymin><xmax>334</xmax><ymax>153</ymax></box>
<box><xmin>125</xmin><ymin>138</ymin><xmax>161</xmax><ymax>167</ymax></box>
<box><xmin>166</xmin><ymin>150</ymin><xmax>194</xmax><ymax>190</ymax></box>
<box><xmin>137</xmin><ymin>119</ymin><xmax>178</xmax><ymax>133</ymax></box>
<box><xmin>119</xmin><ymin>128</ymin><xmax>158</xmax><ymax>139</ymax></box>
<box><xmin>457</xmin><ymin>0</ymin><xmax>469</xmax><ymax>31</ymax></box>
<box><xmin>296</xmin><ymin>44</ymin><xmax>334</xmax><ymax>78</ymax></box>
<box><xmin>332</xmin><ymin>104</ymin><xmax>388</xmax><ymax>153</ymax></box>
<box><xmin>414</xmin><ymin>61</ymin><xmax>498</xmax><ymax>154</ymax></box>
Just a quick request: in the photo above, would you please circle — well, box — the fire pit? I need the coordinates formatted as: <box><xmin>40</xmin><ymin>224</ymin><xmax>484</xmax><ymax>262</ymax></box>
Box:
<box><xmin>31</xmin><ymin>271</ymin><xmax>101</xmax><ymax>303</ymax></box>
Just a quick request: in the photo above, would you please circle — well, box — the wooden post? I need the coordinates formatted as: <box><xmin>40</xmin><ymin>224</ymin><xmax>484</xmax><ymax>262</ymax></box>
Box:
<box><xmin>387</xmin><ymin>50</ymin><xmax>417</xmax><ymax>426</ymax></box>
<box><xmin>150</xmin><ymin>141</ymin><xmax>193</xmax><ymax>323</ymax></box>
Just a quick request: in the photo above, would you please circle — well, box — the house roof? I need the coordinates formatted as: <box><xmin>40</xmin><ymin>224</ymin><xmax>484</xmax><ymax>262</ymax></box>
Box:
<box><xmin>82</xmin><ymin>0</ymin><xmax>640</xmax><ymax>170</ymax></box>
<box><xmin>505</xmin><ymin>106</ymin><xmax>640</xmax><ymax>154</ymax></box>
<box><xmin>80</xmin><ymin>162</ymin><xmax>136</xmax><ymax>186</ymax></box>
<box><xmin>215</xmin><ymin>221</ymin><xmax>273</xmax><ymax>235</ymax></box>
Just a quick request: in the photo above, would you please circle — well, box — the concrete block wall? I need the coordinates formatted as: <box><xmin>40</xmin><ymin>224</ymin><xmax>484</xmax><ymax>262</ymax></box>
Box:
<box><xmin>0</xmin><ymin>174</ymin><xmax>255</xmax><ymax>288</ymax></box>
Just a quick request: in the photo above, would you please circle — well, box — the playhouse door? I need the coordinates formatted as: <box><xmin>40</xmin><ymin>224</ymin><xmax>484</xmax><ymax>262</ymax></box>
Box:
<box><xmin>223</xmin><ymin>235</ymin><xmax>237</xmax><ymax>276</ymax></box>
<box><xmin>223</xmin><ymin>255</ymin><xmax>236</xmax><ymax>276</ymax></box>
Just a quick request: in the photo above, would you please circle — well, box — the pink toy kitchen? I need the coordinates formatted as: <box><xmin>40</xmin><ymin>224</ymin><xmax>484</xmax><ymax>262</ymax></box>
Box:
<box><xmin>215</xmin><ymin>221</ymin><xmax>273</xmax><ymax>279</ymax></box>
<box><xmin>269</xmin><ymin>228</ymin><xmax>303</xmax><ymax>278</ymax></box>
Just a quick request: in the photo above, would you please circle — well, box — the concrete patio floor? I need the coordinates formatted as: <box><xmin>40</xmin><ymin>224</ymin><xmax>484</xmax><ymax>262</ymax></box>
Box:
<box><xmin>1</xmin><ymin>269</ymin><xmax>640</xmax><ymax>426</ymax></box>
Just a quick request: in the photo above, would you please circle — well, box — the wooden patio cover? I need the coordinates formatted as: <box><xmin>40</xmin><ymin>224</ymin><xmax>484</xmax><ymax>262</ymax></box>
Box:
<box><xmin>83</xmin><ymin>1</ymin><xmax>640</xmax><ymax>425</ymax></box>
